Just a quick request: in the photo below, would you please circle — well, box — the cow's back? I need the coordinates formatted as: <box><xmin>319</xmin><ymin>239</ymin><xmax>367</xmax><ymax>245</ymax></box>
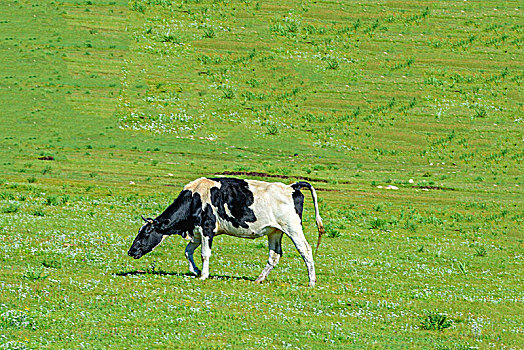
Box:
<box><xmin>205</xmin><ymin>178</ymin><xmax>294</xmax><ymax>236</ymax></box>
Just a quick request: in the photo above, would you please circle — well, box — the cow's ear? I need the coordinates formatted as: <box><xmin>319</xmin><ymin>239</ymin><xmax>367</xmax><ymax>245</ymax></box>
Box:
<box><xmin>156</xmin><ymin>218</ymin><xmax>171</xmax><ymax>231</ymax></box>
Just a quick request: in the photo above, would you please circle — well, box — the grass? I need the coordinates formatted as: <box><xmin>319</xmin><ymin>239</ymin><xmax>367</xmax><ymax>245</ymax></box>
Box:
<box><xmin>420</xmin><ymin>311</ymin><xmax>453</xmax><ymax>331</ymax></box>
<box><xmin>0</xmin><ymin>0</ymin><xmax>522</xmax><ymax>348</ymax></box>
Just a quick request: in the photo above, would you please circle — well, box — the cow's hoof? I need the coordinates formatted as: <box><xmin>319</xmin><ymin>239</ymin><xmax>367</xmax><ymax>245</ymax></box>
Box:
<box><xmin>254</xmin><ymin>278</ymin><xmax>264</xmax><ymax>284</ymax></box>
<box><xmin>199</xmin><ymin>275</ymin><xmax>209</xmax><ymax>281</ymax></box>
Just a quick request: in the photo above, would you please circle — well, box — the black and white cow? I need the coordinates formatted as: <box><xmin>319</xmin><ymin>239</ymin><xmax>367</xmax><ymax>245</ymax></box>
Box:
<box><xmin>127</xmin><ymin>177</ymin><xmax>324</xmax><ymax>286</ymax></box>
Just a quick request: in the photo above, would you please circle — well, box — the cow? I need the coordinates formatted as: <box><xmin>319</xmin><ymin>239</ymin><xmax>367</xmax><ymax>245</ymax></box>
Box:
<box><xmin>127</xmin><ymin>177</ymin><xmax>324</xmax><ymax>287</ymax></box>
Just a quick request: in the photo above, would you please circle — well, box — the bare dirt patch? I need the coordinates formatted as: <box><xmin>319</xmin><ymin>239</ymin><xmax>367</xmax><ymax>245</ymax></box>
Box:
<box><xmin>412</xmin><ymin>185</ymin><xmax>455</xmax><ymax>191</ymax></box>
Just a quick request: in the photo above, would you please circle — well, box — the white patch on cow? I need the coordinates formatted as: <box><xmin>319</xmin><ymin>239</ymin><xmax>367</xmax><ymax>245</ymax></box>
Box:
<box><xmin>223</xmin><ymin>202</ymin><xmax>233</xmax><ymax>218</ymax></box>
<box><xmin>183</xmin><ymin>177</ymin><xmax>221</xmax><ymax>205</ymax></box>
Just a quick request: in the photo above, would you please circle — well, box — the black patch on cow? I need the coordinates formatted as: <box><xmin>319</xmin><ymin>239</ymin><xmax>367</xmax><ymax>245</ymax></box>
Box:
<box><xmin>200</xmin><ymin>204</ymin><xmax>216</xmax><ymax>248</ymax></box>
<box><xmin>292</xmin><ymin>189</ymin><xmax>304</xmax><ymax>220</ymax></box>
<box><xmin>154</xmin><ymin>190</ymin><xmax>203</xmax><ymax>236</ymax></box>
<box><xmin>208</xmin><ymin>177</ymin><xmax>257</xmax><ymax>229</ymax></box>
<box><xmin>291</xmin><ymin>181</ymin><xmax>312</xmax><ymax>222</ymax></box>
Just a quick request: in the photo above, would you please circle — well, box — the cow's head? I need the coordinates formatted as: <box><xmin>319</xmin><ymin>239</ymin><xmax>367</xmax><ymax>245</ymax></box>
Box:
<box><xmin>127</xmin><ymin>216</ymin><xmax>167</xmax><ymax>259</ymax></box>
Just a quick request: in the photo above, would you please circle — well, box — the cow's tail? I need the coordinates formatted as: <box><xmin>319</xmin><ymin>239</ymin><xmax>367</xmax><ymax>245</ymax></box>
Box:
<box><xmin>291</xmin><ymin>181</ymin><xmax>325</xmax><ymax>255</ymax></box>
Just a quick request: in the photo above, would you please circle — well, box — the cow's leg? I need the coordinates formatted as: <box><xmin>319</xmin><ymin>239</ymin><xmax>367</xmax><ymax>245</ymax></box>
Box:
<box><xmin>185</xmin><ymin>241</ymin><xmax>201</xmax><ymax>276</ymax></box>
<box><xmin>284</xmin><ymin>224</ymin><xmax>316</xmax><ymax>287</ymax></box>
<box><xmin>199</xmin><ymin>233</ymin><xmax>213</xmax><ymax>280</ymax></box>
<box><xmin>255</xmin><ymin>231</ymin><xmax>283</xmax><ymax>284</ymax></box>
<box><xmin>199</xmin><ymin>206</ymin><xmax>217</xmax><ymax>281</ymax></box>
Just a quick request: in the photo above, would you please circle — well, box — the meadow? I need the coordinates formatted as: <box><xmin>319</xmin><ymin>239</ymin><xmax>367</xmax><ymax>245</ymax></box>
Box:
<box><xmin>0</xmin><ymin>0</ymin><xmax>522</xmax><ymax>348</ymax></box>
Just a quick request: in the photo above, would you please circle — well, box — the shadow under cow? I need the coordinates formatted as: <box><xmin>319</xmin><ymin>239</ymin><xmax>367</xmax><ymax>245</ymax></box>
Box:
<box><xmin>113</xmin><ymin>269</ymin><xmax>256</xmax><ymax>281</ymax></box>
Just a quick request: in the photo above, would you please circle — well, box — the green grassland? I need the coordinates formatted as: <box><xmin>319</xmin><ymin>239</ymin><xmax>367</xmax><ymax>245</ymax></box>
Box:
<box><xmin>0</xmin><ymin>0</ymin><xmax>522</xmax><ymax>348</ymax></box>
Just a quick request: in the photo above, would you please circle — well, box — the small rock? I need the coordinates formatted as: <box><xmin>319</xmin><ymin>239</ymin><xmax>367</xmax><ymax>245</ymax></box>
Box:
<box><xmin>129</xmin><ymin>181</ymin><xmax>135</xmax><ymax>185</ymax></box>
<box><xmin>385</xmin><ymin>185</ymin><xmax>399</xmax><ymax>190</ymax></box>
<box><xmin>408</xmin><ymin>179</ymin><xmax>414</xmax><ymax>184</ymax></box>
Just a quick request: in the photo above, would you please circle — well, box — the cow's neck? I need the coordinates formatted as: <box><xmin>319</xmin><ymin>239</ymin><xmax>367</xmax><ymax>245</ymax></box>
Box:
<box><xmin>154</xmin><ymin>190</ymin><xmax>196</xmax><ymax>235</ymax></box>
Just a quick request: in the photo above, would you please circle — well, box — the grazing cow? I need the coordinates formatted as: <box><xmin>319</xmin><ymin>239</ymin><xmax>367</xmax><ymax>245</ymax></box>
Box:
<box><xmin>127</xmin><ymin>177</ymin><xmax>324</xmax><ymax>287</ymax></box>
